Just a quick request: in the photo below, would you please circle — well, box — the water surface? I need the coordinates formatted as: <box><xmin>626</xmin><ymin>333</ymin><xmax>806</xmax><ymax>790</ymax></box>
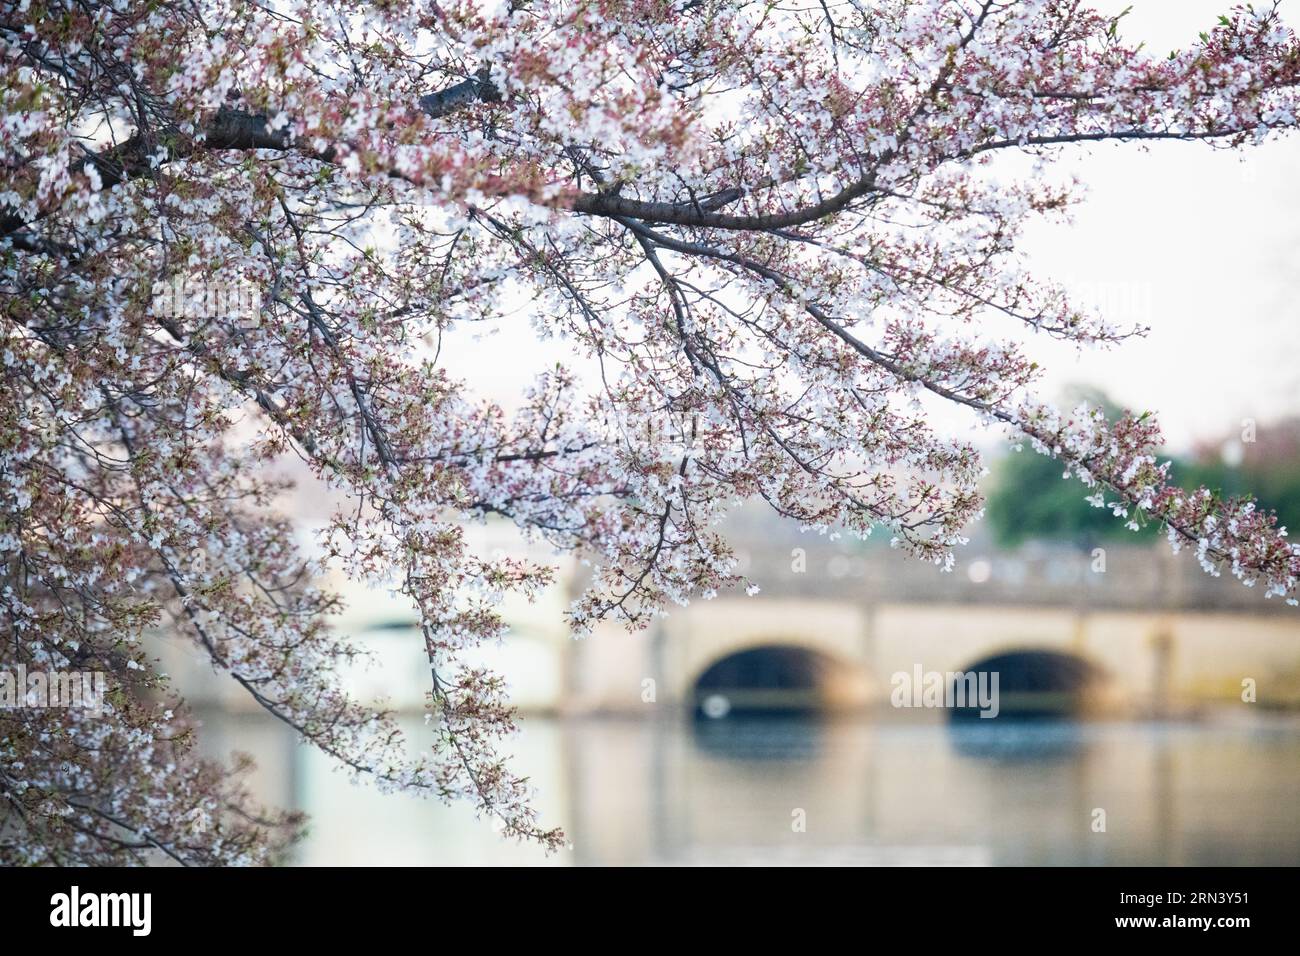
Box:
<box><xmin>197</xmin><ymin>711</ymin><xmax>1300</xmax><ymax>865</ymax></box>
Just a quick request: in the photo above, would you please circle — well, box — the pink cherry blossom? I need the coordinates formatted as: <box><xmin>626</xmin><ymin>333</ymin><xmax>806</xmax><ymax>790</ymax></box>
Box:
<box><xmin>4</xmin><ymin>0</ymin><xmax>1300</xmax><ymax>863</ymax></box>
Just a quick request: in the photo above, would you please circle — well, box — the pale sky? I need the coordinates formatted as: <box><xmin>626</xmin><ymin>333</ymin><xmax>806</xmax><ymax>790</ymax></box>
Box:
<box><xmin>1024</xmin><ymin>0</ymin><xmax>1300</xmax><ymax>451</ymax></box>
<box><xmin>443</xmin><ymin>0</ymin><xmax>1300</xmax><ymax>455</ymax></box>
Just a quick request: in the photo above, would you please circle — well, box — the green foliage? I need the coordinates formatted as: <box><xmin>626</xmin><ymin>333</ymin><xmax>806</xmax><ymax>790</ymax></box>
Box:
<box><xmin>985</xmin><ymin>448</ymin><xmax>1159</xmax><ymax>549</ymax></box>
<box><xmin>1178</xmin><ymin>456</ymin><xmax>1300</xmax><ymax>537</ymax></box>
<box><xmin>987</xmin><ymin>406</ymin><xmax>1300</xmax><ymax>549</ymax></box>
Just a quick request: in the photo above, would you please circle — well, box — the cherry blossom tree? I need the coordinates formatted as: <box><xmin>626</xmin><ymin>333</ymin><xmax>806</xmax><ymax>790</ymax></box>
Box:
<box><xmin>4</xmin><ymin>0</ymin><xmax>1300</xmax><ymax>864</ymax></box>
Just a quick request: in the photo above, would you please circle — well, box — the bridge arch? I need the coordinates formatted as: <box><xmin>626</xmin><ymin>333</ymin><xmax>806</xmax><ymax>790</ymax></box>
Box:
<box><xmin>661</xmin><ymin>599</ymin><xmax>873</xmax><ymax>713</ymax></box>
<box><xmin>947</xmin><ymin>647</ymin><xmax>1114</xmax><ymax>718</ymax></box>
<box><xmin>690</xmin><ymin>643</ymin><xmax>870</xmax><ymax>717</ymax></box>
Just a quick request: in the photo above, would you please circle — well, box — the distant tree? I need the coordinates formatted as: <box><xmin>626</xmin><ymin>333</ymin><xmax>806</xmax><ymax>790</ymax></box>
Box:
<box><xmin>1182</xmin><ymin>419</ymin><xmax>1300</xmax><ymax>537</ymax></box>
<box><xmin>988</xmin><ymin>442</ymin><xmax>1160</xmax><ymax>549</ymax></box>
<box><xmin>989</xmin><ymin>399</ymin><xmax>1300</xmax><ymax>551</ymax></box>
<box><xmin>5</xmin><ymin>0</ymin><xmax>1300</xmax><ymax>864</ymax></box>
<box><xmin>987</xmin><ymin>387</ymin><xmax>1159</xmax><ymax>548</ymax></box>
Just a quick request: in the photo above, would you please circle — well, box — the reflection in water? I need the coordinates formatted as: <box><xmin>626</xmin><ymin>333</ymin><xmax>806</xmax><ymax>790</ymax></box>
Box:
<box><xmin>690</xmin><ymin>715</ymin><xmax>826</xmax><ymax>760</ymax></box>
<box><xmin>946</xmin><ymin>719</ymin><xmax>1087</xmax><ymax>762</ymax></box>
<box><xmin>195</xmin><ymin>710</ymin><xmax>1300</xmax><ymax>866</ymax></box>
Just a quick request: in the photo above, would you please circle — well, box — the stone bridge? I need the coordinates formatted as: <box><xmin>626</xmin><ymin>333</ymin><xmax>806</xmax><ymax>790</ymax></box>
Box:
<box><xmin>165</xmin><ymin>521</ymin><xmax>1300</xmax><ymax>718</ymax></box>
<box><xmin>567</xmin><ymin>535</ymin><xmax>1300</xmax><ymax>716</ymax></box>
